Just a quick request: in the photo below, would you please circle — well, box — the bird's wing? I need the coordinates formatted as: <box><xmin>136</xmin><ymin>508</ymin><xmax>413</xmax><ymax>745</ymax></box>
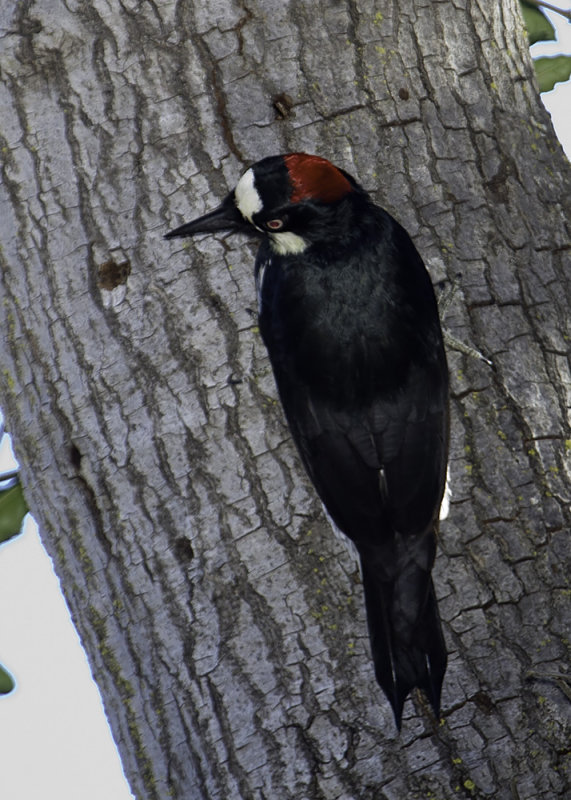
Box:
<box><xmin>276</xmin><ymin>360</ymin><xmax>449</xmax><ymax>551</ymax></box>
<box><xmin>278</xmin><ymin>363</ymin><xmax>449</xmax><ymax>725</ymax></box>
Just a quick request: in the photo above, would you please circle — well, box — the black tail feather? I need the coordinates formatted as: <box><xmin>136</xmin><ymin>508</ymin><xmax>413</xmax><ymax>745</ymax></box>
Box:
<box><xmin>359</xmin><ymin>555</ymin><xmax>447</xmax><ymax>729</ymax></box>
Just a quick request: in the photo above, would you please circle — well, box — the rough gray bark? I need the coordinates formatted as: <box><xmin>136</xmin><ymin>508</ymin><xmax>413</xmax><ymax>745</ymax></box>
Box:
<box><xmin>1</xmin><ymin>0</ymin><xmax>569</xmax><ymax>798</ymax></box>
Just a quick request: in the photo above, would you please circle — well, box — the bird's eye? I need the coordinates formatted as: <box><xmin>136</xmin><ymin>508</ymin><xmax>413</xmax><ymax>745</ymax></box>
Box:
<box><xmin>266</xmin><ymin>219</ymin><xmax>284</xmax><ymax>230</ymax></box>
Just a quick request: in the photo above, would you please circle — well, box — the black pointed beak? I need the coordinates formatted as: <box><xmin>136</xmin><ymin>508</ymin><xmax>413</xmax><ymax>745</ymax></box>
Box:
<box><xmin>164</xmin><ymin>193</ymin><xmax>252</xmax><ymax>240</ymax></box>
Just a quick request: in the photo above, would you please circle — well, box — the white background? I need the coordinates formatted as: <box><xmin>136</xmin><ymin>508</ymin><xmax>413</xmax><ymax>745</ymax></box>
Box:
<box><xmin>1</xmin><ymin>10</ymin><xmax>570</xmax><ymax>798</ymax></box>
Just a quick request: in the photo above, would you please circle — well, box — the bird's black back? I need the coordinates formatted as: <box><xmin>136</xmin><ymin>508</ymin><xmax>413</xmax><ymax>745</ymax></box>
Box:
<box><xmin>256</xmin><ymin>199</ymin><xmax>449</xmax><ymax>725</ymax></box>
<box><xmin>257</xmin><ymin>202</ymin><xmax>448</xmax><ymax>541</ymax></box>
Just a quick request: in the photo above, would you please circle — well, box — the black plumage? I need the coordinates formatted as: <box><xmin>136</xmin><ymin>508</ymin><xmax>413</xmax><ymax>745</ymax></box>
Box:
<box><xmin>166</xmin><ymin>154</ymin><xmax>449</xmax><ymax>727</ymax></box>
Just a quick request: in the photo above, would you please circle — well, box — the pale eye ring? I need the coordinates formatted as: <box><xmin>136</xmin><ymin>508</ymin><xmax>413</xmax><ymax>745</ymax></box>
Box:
<box><xmin>266</xmin><ymin>219</ymin><xmax>284</xmax><ymax>230</ymax></box>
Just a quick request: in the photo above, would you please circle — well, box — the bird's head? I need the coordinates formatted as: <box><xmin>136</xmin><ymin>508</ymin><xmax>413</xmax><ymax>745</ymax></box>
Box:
<box><xmin>165</xmin><ymin>154</ymin><xmax>367</xmax><ymax>254</ymax></box>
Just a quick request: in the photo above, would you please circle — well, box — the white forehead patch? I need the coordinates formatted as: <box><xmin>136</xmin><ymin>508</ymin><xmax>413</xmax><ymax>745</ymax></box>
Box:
<box><xmin>234</xmin><ymin>168</ymin><xmax>263</xmax><ymax>222</ymax></box>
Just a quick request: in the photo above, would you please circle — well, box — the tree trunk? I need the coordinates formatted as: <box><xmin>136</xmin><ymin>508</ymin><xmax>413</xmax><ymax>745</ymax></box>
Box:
<box><xmin>1</xmin><ymin>0</ymin><xmax>569</xmax><ymax>798</ymax></box>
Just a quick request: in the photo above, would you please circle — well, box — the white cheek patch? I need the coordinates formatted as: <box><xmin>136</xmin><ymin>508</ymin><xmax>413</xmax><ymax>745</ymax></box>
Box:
<box><xmin>235</xmin><ymin>168</ymin><xmax>263</xmax><ymax>222</ymax></box>
<box><xmin>269</xmin><ymin>231</ymin><xmax>308</xmax><ymax>255</ymax></box>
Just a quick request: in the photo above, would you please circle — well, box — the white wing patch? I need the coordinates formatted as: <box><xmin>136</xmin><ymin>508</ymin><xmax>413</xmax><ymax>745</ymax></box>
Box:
<box><xmin>235</xmin><ymin>168</ymin><xmax>262</xmax><ymax>222</ymax></box>
<box><xmin>439</xmin><ymin>467</ymin><xmax>451</xmax><ymax>521</ymax></box>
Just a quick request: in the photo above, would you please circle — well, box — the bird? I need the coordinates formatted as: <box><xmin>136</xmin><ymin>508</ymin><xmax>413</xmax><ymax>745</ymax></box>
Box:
<box><xmin>165</xmin><ymin>153</ymin><xmax>449</xmax><ymax>728</ymax></box>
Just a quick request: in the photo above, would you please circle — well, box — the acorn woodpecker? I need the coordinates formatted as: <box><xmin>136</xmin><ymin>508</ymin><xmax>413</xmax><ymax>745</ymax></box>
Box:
<box><xmin>166</xmin><ymin>154</ymin><xmax>449</xmax><ymax>728</ymax></box>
